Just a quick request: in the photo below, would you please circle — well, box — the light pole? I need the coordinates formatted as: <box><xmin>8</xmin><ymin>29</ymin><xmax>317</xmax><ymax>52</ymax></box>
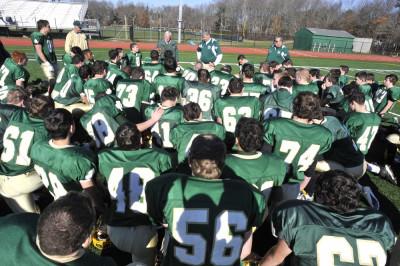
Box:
<box><xmin>178</xmin><ymin>0</ymin><xmax>183</xmax><ymax>43</ymax></box>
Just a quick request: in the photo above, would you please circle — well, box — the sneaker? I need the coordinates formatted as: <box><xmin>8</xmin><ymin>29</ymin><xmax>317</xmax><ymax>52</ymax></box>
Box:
<box><xmin>297</xmin><ymin>190</ymin><xmax>313</xmax><ymax>201</ymax></box>
<box><xmin>379</xmin><ymin>164</ymin><xmax>398</xmax><ymax>185</ymax></box>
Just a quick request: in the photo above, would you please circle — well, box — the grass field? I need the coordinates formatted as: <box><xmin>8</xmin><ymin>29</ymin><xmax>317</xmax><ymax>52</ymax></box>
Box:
<box><xmin>6</xmin><ymin>45</ymin><xmax>400</xmax><ymax>228</ymax></box>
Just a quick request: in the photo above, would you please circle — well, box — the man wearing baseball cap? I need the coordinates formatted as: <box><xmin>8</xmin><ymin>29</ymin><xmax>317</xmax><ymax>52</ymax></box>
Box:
<box><xmin>65</xmin><ymin>21</ymin><xmax>88</xmax><ymax>53</ymax></box>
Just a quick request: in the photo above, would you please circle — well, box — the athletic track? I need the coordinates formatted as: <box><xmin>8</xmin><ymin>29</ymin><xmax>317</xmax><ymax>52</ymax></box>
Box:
<box><xmin>1</xmin><ymin>37</ymin><xmax>400</xmax><ymax>64</ymax></box>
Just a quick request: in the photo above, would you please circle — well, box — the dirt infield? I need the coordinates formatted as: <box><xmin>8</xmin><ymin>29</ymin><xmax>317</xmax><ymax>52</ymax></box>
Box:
<box><xmin>2</xmin><ymin>37</ymin><xmax>400</xmax><ymax>63</ymax></box>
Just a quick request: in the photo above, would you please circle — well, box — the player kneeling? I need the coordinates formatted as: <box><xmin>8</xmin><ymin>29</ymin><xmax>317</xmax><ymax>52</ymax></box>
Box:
<box><xmin>260</xmin><ymin>170</ymin><xmax>396</xmax><ymax>265</ymax></box>
<box><xmin>145</xmin><ymin>134</ymin><xmax>266</xmax><ymax>266</ymax></box>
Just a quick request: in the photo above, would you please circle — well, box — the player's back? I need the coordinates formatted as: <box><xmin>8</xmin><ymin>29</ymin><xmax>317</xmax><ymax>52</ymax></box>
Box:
<box><xmin>30</xmin><ymin>140</ymin><xmax>95</xmax><ymax>198</ymax></box>
<box><xmin>171</xmin><ymin>121</ymin><xmax>226</xmax><ymax>163</ymax></box>
<box><xmin>359</xmin><ymin>84</ymin><xmax>372</xmax><ymax>97</ymax></box>
<box><xmin>182</xmin><ymin>67</ymin><xmax>198</xmax><ymax>81</ymax></box>
<box><xmin>83</xmin><ymin>78</ymin><xmax>113</xmax><ymax>105</ymax></box>
<box><xmin>145</xmin><ymin>173</ymin><xmax>266</xmax><ymax>266</ymax></box>
<box><xmin>243</xmin><ymin>82</ymin><xmax>270</xmax><ymax>98</ymax></box>
<box><xmin>264</xmin><ymin>118</ymin><xmax>332</xmax><ymax>182</ymax></box>
<box><xmin>0</xmin><ymin>57</ymin><xmax>23</xmax><ymax>87</ymax></box>
<box><xmin>52</xmin><ymin>74</ymin><xmax>84</xmax><ymax>105</ymax></box>
<box><xmin>272</xmin><ymin>200</ymin><xmax>395</xmax><ymax>266</ymax></box>
<box><xmin>116</xmin><ymin>78</ymin><xmax>153</xmax><ymax>110</ymax></box>
<box><xmin>263</xmin><ymin>88</ymin><xmax>293</xmax><ymax>121</ymax></box>
<box><xmin>293</xmin><ymin>83</ymin><xmax>319</xmax><ymax>97</ymax></box>
<box><xmin>210</xmin><ymin>70</ymin><xmax>234</xmax><ymax>96</ymax></box>
<box><xmin>183</xmin><ymin>81</ymin><xmax>221</xmax><ymax>120</ymax></box>
<box><xmin>254</xmin><ymin>72</ymin><xmax>273</xmax><ymax>87</ymax></box>
<box><xmin>153</xmin><ymin>73</ymin><xmax>186</xmax><ymax>97</ymax></box>
<box><xmin>142</xmin><ymin>62</ymin><xmax>165</xmax><ymax>83</ymax></box>
<box><xmin>214</xmin><ymin>96</ymin><xmax>261</xmax><ymax>132</ymax></box>
<box><xmin>0</xmin><ymin>109</ymin><xmax>48</xmax><ymax>176</ymax></box>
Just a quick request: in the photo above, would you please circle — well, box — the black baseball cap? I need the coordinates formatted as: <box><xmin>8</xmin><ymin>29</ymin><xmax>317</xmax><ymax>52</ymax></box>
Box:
<box><xmin>73</xmin><ymin>21</ymin><xmax>81</xmax><ymax>28</ymax></box>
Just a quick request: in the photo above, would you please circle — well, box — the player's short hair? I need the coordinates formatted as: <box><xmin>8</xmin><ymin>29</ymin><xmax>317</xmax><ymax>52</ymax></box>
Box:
<box><xmin>83</xmin><ymin>49</ymin><xmax>92</xmax><ymax>57</ymax></box>
<box><xmin>242</xmin><ymin>63</ymin><xmax>255</xmax><ymax>78</ymax></box>
<box><xmin>259</xmin><ymin>61</ymin><xmax>269</xmax><ymax>72</ymax></box>
<box><xmin>340</xmin><ymin>65</ymin><xmax>349</xmax><ymax>74</ymax></box>
<box><xmin>37</xmin><ymin>192</ymin><xmax>95</xmax><ymax>256</ymax></box>
<box><xmin>278</xmin><ymin>76</ymin><xmax>294</xmax><ymax>88</ymax></box>
<box><xmin>7</xmin><ymin>86</ymin><xmax>30</xmax><ymax>104</ymax></box>
<box><xmin>314</xmin><ymin>170</ymin><xmax>361</xmax><ymax>213</ymax></box>
<box><xmin>71</xmin><ymin>54</ymin><xmax>84</xmax><ymax>65</ymax></box>
<box><xmin>130</xmin><ymin>42</ymin><xmax>138</xmax><ymax>50</ymax></box>
<box><xmin>285</xmin><ymin>67</ymin><xmax>297</xmax><ymax>80</ymax></box>
<box><xmin>184</xmin><ymin>102</ymin><xmax>202</xmax><ymax>121</ymax></box>
<box><xmin>37</xmin><ymin>19</ymin><xmax>49</xmax><ymax>30</ymax></box>
<box><xmin>228</xmin><ymin>78</ymin><xmax>244</xmax><ymax>93</ymax></box>
<box><xmin>108</xmin><ymin>49</ymin><xmax>119</xmax><ymax>60</ymax></box>
<box><xmin>92</xmin><ymin>61</ymin><xmax>107</xmax><ymax>75</ymax></box>
<box><xmin>131</xmin><ymin>67</ymin><xmax>144</xmax><ymax>79</ymax></box>
<box><xmin>150</xmin><ymin>49</ymin><xmax>159</xmax><ymax>61</ymax></box>
<box><xmin>235</xmin><ymin>117</ymin><xmax>263</xmax><ymax>152</ymax></box>
<box><xmin>309</xmin><ymin>68</ymin><xmax>320</xmax><ymax>79</ymax></box>
<box><xmin>221</xmin><ymin>65</ymin><xmax>232</xmax><ymax>73</ymax></box>
<box><xmin>385</xmin><ymin>74</ymin><xmax>398</xmax><ymax>85</ymax></box>
<box><xmin>324</xmin><ymin>74</ymin><xmax>338</xmax><ymax>85</ymax></box>
<box><xmin>295</xmin><ymin>68</ymin><xmax>310</xmax><ymax>83</ymax></box>
<box><xmin>189</xmin><ymin>134</ymin><xmax>226</xmax><ymax>179</ymax></box>
<box><xmin>122</xmin><ymin>65</ymin><xmax>132</xmax><ymax>76</ymax></box>
<box><xmin>164</xmin><ymin>57</ymin><xmax>177</xmax><ymax>73</ymax></box>
<box><xmin>70</xmin><ymin>46</ymin><xmax>83</xmax><ymax>57</ymax></box>
<box><xmin>11</xmin><ymin>51</ymin><xmax>27</xmax><ymax>63</ymax></box>
<box><xmin>161</xmin><ymin>87</ymin><xmax>179</xmax><ymax>102</ymax></box>
<box><xmin>197</xmin><ymin>69</ymin><xmax>210</xmax><ymax>82</ymax></box>
<box><xmin>44</xmin><ymin>108</ymin><xmax>74</xmax><ymax>140</ymax></box>
<box><xmin>237</xmin><ymin>54</ymin><xmax>246</xmax><ymax>62</ymax></box>
<box><xmin>355</xmin><ymin>71</ymin><xmax>367</xmax><ymax>81</ymax></box>
<box><xmin>79</xmin><ymin>64</ymin><xmax>92</xmax><ymax>80</ymax></box>
<box><xmin>293</xmin><ymin>91</ymin><xmax>322</xmax><ymax>120</ymax></box>
<box><xmin>269</xmin><ymin>61</ymin><xmax>279</xmax><ymax>69</ymax></box>
<box><xmin>347</xmin><ymin>89</ymin><xmax>365</xmax><ymax>105</ymax></box>
<box><xmin>282</xmin><ymin>59</ymin><xmax>293</xmax><ymax>66</ymax></box>
<box><xmin>164</xmin><ymin>50</ymin><xmax>174</xmax><ymax>59</ymax></box>
<box><xmin>366</xmin><ymin>72</ymin><xmax>375</xmax><ymax>82</ymax></box>
<box><xmin>116</xmin><ymin>123</ymin><xmax>141</xmax><ymax>150</ymax></box>
<box><xmin>342</xmin><ymin>81</ymin><xmax>359</xmax><ymax>97</ymax></box>
<box><xmin>25</xmin><ymin>95</ymin><xmax>54</xmax><ymax>119</ymax></box>
<box><xmin>329</xmin><ymin>69</ymin><xmax>341</xmax><ymax>78</ymax></box>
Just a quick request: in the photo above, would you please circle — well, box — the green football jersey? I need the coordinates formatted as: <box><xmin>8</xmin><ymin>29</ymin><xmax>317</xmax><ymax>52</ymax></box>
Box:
<box><xmin>152</xmin><ymin>73</ymin><xmax>186</xmax><ymax>98</ymax></box>
<box><xmin>0</xmin><ymin>84</ymin><xmax>17</xmax><ymax>104</ymax></box>
<box><xmin>30</xmin><ymin>140</ymin><xmax>96</xmax><ymax>199</ymax></box>
<box><xmin>198</xmin><ymin>38</ymin><xmax>222</xmax><ymax>63</ymax></box>
<box><xmin>182</xmin><ymin>67</ymin><xmax>198</xmax><ymax>82</ymax></box>
<box><xmin>126</xmin><ymin>51</ymin><xmax>142</xmax><ymax>68</ymax></box>
<box><xmin>0</xmin><ymin>57</ymin><xmax>26</xmax><ymax>87</ymax></box>
<box><xmin>321</xmin><ymin>116</ymin><xmax>364</xmax><ymax>168</ymax></box>
<box><xmin>381</xmin><ymin>97</ymin><xmax>400</xmax><ymax>125</ymax></box>
<box><xmin>116</xmin><ymin>78</ymin><xmax>154</xmax><ymax>110</ymax></box>
<box><xmin>62</xmin><ymin>53</ymin><xmax>72</xmax><ymax>65</ymax></box>
<box><xmin>170</xmin><ymin>121</ymin><xmax>226</xmax><ymax>163</ymax></box>
<box><xmin>98</xmin><ymin>148</ymin><xmax>172</xmax><ymax>226</ymax></box>
<box><xmin>339</xmin><ymin>75</ymin><xmax>349</xmax><ymax>87</ymax></box>
<box><xmin>144</xmin><ymin>104</ymin><xmax>184</xmax><ymax>148</ymax></box>
<box><xmin>254</xmin><ymin>72</ymin><xmax>273</xmax><ymax>87</ymax></box>
<box><xmin>264</xmin><ymin>118</ymin><xmax>333</xmax><ymax>182</ymax></box>
<box><xmin>242</xmin><ymin>82</ymin><xmax>270</xmax><ymax>98</ymax></box>
<box><xmin>52</xmin><ymin>74</ymin><xmax>84</xmax><ymax>105</ymax></box>
<box><xmin>210</xmin><ymin>70</ymin><xmax>234</xmax><ymax>96</ymax></box>
<box><xmin>272</xmin><ymin>200</ymin><xmax>395</xmax><ymax>266</ymax></box>
<box><xmin>81</xmin><ymin>95</ymin><xmax>126</xmax><ymax>149</ymax></box>
<box><xmin>0</xmin><ymin>110</ymin><xmax>48</xmax><ymax>176</ymax></box>
<box><xmin>374</xmin><ymin>86</ymin><xmax>400</xmax><ymax>114</ymax></box>
<box><xmin>325</xmin><ymin>84</ymin><xmax>344</xmax><ymax>104</ymax></box>
<box><xmin>293</xmin><ymin>83</ymin><xmax>319</xmax><ymax>97</ymax></box>
<box><xmin>345</xmin><ymin>112</ymin><xmax>381</xmax><ymax>155</ymax></box>
<box><xmin>145</xmin><ymin>173</ymin><xmax>266</xmax><ymax>266</ymax></box>
<box><xmin>182</xmin><ymin>81</ymin><xmax>221</xmax><ymax>120</ymax></box>
<box><xmin>0</xmin><ymin>213</ymin><xmax>116</xmax><ymax>266</ymax></box>
<box><xmin>106</xmin><ymin>63</ymin><xmax>129</xmax><ymax>88</ymax></box>
<box><xmin>267</xmin><ymin>45</ymin><xmax>290</xmax><ymax>64</ymax></box>
<box><xmin>83</xmin><ymin>78</ymin><xmax>113</xmax><ymax>105</ymax></box>
<box><xmin>31</xmin><ymin>31</ymin><xmax>57</xmax><ymax>64</ymax></box>
<box><xmin>262</xmin><ymin>88</ymin><xmax>293</xmax><ymax>122</ymax></box>
<box><xmin>340</xmin><ymin>95</ymin><xmax>375</xmax><ymax>113</ymax></box>
<box><xmin>214</xmin><ymin>96</ymin><xmax>261</xmax><ymax>132</ymax></box>
<box><xmin>359</xmin><ymin>84</ymin><xmax>372</xmax><ymax>97</ymax></box>
<box><xmin>0</xmin><ymin>104</ymin><xmax>22</xmax><ymax>151</ymax></box>
<box><xmin>225</xmin><ymin>152</ymin><xmax>286</xmax><ymax>197</ymax></box>
<box><xmin>54</xmin><ymin>64</ymin><xmax>79</xmax><ymax>92</ymax></box>
<box><xmin>142</xmin><ymin>62</ymin><xmax>165</xmax><ymax>83</ymax></box>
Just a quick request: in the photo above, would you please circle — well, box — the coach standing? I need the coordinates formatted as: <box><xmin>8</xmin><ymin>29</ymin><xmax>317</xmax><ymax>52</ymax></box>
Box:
<box><xmin>197</xmin><ymin>31</ymin><xmax>223</xmax><ymax>70</ymax></box>
<box><xmin>31</xmin><ymin>20</ymin><xmax>57</xmax><ymax>87</ymax></box>
<box><xmin>157</xmin><ymin>31</ymin><xmax>179</xmax><ymax>63</ymax></box>
<box><xmin>267</xmin><ymin>36</ymin><xmax>290</xmax><ymax>64</ymax></box>
<box><xmin>65</xmin><ymin>21</ymin><xmax>88</xmax><ymax>53</ymax></box>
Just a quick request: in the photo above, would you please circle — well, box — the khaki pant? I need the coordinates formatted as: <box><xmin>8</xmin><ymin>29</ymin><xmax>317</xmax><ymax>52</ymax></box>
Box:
<box><xmin>107</xmin><ymin>225</ymin><xmax>158</xmax><ymax>266</ymax></box>
<box><xmin>54</xmin><ymin>102</ymin><xmax>92</xmax><ymax>113</ymax></box>
<box><xmin>316</xmin><ymin>160</ymin><xmax>367</xmax><ymax>179</ymax></box>
<box><xmin>0</xmin><ymin>171</ymin><xmax>43</xmax><ymax>213</ymax></box>
<box><xmin>40</xmin><ymin>62</ymin><xmax>58</xmax><ymax>80</ymax></box>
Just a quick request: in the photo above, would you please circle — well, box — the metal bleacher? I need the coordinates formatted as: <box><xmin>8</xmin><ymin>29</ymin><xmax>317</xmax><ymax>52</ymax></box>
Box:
<box><xmin>0</xmin><ymin>0</ymin><xmax>88</xmax><ymax>29</ymax></box>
